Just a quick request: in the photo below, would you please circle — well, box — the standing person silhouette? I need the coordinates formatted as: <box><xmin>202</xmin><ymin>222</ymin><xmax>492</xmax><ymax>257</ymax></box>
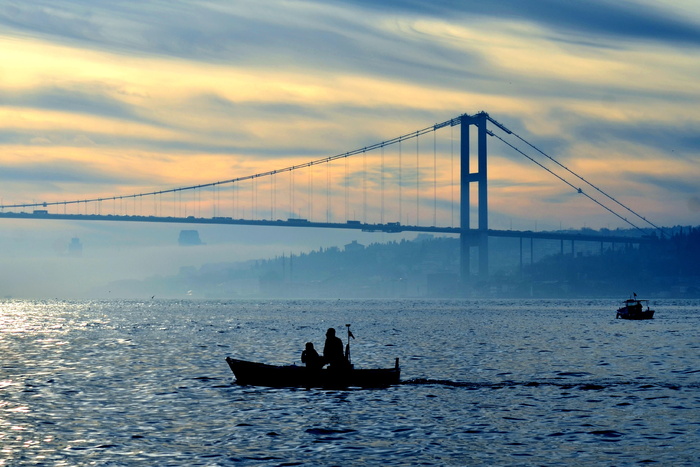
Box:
<box><xmin>322</xmin><ymin>328</ymin><xmax>346</xmax><ymax>369</ymax></box>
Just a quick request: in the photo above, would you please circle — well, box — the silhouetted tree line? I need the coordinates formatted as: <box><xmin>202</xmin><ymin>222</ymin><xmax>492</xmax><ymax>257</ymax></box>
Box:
<box><xmin>522</xmin><ymin>226</ymin><xmax>700</xmax><ymax>297</ymax></box>
<box><xmin>94</xmin><ymin>226</ymin><xmax>700</xmax><ymax>298</ymax></box>
<box><xmin>254</xmin><ymin>236</ymin><xmax>459</xmax><ymax>297</ymax></box>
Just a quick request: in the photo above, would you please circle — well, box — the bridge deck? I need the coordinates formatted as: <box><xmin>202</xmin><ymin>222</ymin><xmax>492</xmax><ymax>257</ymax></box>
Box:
<box><xmin>0</xmin><ymin>211</ymin><xmax>653</xmax><ymax>244</ymax></box>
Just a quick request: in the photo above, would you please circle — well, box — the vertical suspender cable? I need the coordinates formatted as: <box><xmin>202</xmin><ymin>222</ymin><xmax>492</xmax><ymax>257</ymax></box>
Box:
<box><xmin>363</xmin><ymin>149</ymin><xmax>367</xmax><ymax>223</ymax></box>
<box><xmin>416</xmin><ymin>131</ymin><xmax>420</xmax><ymax>226</ymax></box>
<box><xmin>399</xmin><ymin>140</ymin><xmax>403</xmax><ymax>224</ymax></box>
<box><xmin>326</xmin><ymin>161</ymin><xmax>330</xmax><ymax>222</ymax></box>
<box><xmin>308</xmin><ymin>164</ymin><xmax>313</xmax><ymax>221</ymax></box>
<box><xmin>433</xmin><ymin>130</ymin><xmax>437</xmax><ymax>226</ymax></box>
<box><xmin>345</xmin><ymin>156</ymin><xmax>349</xmax><ymax>221</ymax></box>
<box><xmin>234</xmin><ymin>185</ymin><xmax>238</xmax><ymax>219</ymax></box>
<box><xmin>381</xmin><ymin>144</ymin><xmax>385</xmax><ymax>224</ymax></box>
<box><xmin>270</xmin><ymin>174</ymin><xmax>275</xmax><ymax>220</ymax></box>
<box><xmin>451</xmin><ymin>124</ymin><xmax>455</xmax><ymax>227</ymax></box>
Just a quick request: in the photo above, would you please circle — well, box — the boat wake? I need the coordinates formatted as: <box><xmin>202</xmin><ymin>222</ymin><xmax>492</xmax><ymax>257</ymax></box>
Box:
<box><xmin>401</xmin><ymin>378</ymin><xmax>696</xmax><ymax>391</ymax></box>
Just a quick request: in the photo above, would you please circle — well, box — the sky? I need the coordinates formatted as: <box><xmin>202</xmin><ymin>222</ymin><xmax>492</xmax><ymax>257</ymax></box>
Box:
<box><xmin>1</xmin><ymin>0</ymin><xmax>699</xmax><ymax>298</ymax></box>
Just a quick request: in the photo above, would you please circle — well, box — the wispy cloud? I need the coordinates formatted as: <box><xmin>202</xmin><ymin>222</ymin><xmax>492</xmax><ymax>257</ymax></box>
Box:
<box><xmin>1</xmin><ymin>85</ymin><xmax>151</xmax><ymax>123</ymax></box>
<box><xmin>338</xmin><ymin>0</ymin><xmax>700</xmax><ymax>46</ymax></box>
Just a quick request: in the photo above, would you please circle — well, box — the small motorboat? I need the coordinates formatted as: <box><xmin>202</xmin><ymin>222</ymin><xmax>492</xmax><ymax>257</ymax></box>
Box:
<box><xmin>616</xmin><ymin>295</ymin><xmax>655</xmax><ymax>320</ymax></box>
<box><xmin>225</xmin><ymin>357</ymin><xmax>400</xmax><ymax>389</ymax></box>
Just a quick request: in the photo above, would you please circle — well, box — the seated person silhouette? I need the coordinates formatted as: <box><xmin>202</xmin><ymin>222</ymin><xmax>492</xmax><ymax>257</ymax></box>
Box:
<box><xmin>301</xmin><ymin>342</ymin><xmax>322</xmax><ymax>370</ymax></box>
<box><xmin>322</xmin><ymin>328</ymin><xmax>348</xmax><ymax>369</ymax></box>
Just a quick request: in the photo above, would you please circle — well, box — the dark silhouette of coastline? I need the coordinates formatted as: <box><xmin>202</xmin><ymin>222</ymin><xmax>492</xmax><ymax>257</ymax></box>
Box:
<box><xmin>90</xmin><ymin>226</ymin><xmax>700</xmax><ymax>299</ymax></box>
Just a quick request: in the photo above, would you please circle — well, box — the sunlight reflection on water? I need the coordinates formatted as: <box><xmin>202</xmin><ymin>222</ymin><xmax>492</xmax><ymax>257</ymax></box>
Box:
<box><xmin>1</xmin><ymin>298</ymin><xmax>699</xmax><ymax>465</ymax></box>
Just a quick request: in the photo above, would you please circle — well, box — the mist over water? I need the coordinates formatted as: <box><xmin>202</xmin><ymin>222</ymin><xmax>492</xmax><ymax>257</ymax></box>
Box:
<box><xmin>0</xmin><ymin>220</ymin><xmax>416</xmax><ymax>299</ymax></box>
<box><xmin>2</xmin><ymin>298</ymin><xmax>698</xmax><ymax>465</ymax></box>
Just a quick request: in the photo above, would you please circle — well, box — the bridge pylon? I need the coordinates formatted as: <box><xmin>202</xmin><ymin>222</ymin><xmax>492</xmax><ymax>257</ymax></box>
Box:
<box><xmin>460</xmin><ymin>111</ymin><xmax>489</xmax><ymax>284</ymax></box>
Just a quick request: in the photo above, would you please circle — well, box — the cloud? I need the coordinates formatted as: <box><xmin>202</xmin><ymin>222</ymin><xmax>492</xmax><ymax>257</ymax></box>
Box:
<box><xmin>0</xmin><ymin>127</ymin><xmax>297</xmax><ymax>157</ymax></box>
<box><xmin>0</xmin><ymin>86</ymin><xmax>149</xmax><ymax>124</ymax></box>
<box><xmin>628</xmin><ymin>173</ymin><xmax>700</xmax><ymax>195</ymax></box>
<box><xmin>0</xmin><ymin>2</ymin><xmax>362</xmax><ymax>61</ymax></box>
<box><xmin>0</xmin><ymin>1</ymin><xmax>491</xmax><ymax>89</ymax></box>
<box><xmin>577</xmin><ymin>122</ymin><xmax>700</xmax><ymax>158</ymax></box>
<box><xmin>0</xmin><ymin>159</ymin><xmax>149</xmax><ymax>186</ymax></box>
<box><xmin>689</xmin><ymin>196</ymin><xmax>700</xmax><ymax>213</ymax></box>
<box><xmin>335</xmin><ymin>0</ymin><xmax>700</xmax><ymax>46</ymax></box>
<box><xmin>2</xmin><ymin>1</ymin><xmax>699</xmax><ymax>102</ymax></box>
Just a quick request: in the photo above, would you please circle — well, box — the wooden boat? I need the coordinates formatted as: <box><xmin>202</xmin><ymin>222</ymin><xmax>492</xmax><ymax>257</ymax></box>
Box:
<box><xmin>616</xmin><ymin>295</ymin><xmax>655</xmax><ymax>320</ymax></box>
<box><xmin>225</xmin><ymin>357</ymin><xmax>400</xmax><ymax>389</ymax></box>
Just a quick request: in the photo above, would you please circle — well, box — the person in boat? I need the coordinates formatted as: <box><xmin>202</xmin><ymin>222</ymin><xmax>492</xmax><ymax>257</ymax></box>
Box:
<box><xmin>301</xmin><ymin>342</ymin><xmax>322</xmax><ymax>370</ymax></box>
<box><xmin>322</xmin><ymin>327</ymin><xmax>348</xmax><ymax>369</ymax></box>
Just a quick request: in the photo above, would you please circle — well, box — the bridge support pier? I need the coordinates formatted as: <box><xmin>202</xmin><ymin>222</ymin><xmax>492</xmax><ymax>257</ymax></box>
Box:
<box><xmin>460</xmin><ymin>112</ymin><xmax>489</xmax><ymax>286</ymax></box>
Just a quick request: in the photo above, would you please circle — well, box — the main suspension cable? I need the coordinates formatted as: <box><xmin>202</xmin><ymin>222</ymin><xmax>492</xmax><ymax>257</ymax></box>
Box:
<box><xmin>506</xmin><ymin>126</ymin><xmax>666</xmax><ymax>237</ymax></box>
<box><xmin>488</xmin><ymin>131</ymin><xmax>648</xmax><ymax>235</ymax></box>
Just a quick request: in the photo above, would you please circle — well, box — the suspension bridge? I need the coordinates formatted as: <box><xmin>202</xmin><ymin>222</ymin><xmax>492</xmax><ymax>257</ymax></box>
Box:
<box><xmin>0</xmin><ymin>111</ymin><xmax>663</xmax><ymax>280</ymax></box>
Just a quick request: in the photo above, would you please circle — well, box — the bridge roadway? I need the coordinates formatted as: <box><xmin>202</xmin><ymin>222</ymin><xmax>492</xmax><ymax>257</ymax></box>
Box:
<box><xmin>0</xmin><ymin>211</ymin><xmax>654</xmax><ymax>245</ymax></box>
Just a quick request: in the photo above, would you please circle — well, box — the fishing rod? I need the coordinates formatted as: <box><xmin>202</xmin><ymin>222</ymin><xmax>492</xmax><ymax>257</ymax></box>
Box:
<box><xmin>345</xmin><ymin>324</ymin><xmax>355</xmax><ymax>365</ymax></box>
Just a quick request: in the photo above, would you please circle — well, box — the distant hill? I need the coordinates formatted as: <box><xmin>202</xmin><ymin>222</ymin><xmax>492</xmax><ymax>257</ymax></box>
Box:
<box><xmin>90</xmin><ymin>226</ymin><xmax>700</xmax><ymax>299</ymax></box>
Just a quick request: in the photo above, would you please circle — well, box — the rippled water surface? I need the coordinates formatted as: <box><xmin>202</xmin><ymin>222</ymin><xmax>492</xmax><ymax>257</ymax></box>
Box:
<box><xmin>1</xmin><ymin>298</ymin><xmax>699</xmax><ymax>465</ymax></box>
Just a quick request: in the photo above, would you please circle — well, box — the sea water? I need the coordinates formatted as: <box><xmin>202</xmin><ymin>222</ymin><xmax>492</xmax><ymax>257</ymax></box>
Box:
<box><xmin>1</xmin><ymin>298</ymin><xmax>698</xmax><ymax>466</ymax></box>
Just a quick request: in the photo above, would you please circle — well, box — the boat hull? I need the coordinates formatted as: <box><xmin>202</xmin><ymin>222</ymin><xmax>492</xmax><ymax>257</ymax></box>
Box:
<box><xmin>226</xmin><ymin>357</ymin><xmax>400</xmax><ymax>388</ymax></box>
<box><xmin>616</xmin><ymin>308</ymin><xmax>655</xmax><ymax>320</ymax></box>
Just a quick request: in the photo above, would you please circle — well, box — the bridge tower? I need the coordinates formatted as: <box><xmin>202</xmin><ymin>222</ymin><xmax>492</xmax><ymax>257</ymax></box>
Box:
<box><xmin>460</xmin><ymin>111</ymin><xmax>489</xmax><ymax>282</ymax></box>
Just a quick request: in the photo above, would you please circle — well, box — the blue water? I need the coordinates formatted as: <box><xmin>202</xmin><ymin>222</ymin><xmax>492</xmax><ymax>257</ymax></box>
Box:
<box><xmin>1</xmin><ymin>299</ymin><xmax>698</xmax><ymax>465</ymax></box>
